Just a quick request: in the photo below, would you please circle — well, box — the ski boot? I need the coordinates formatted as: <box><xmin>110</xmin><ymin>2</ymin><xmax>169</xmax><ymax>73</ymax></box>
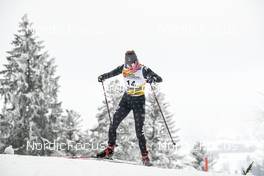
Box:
<box><xmin>96</xmin><ymin>144</ymin><xmax>115</xmax><ymax>159</ymax></box>
<box><xmin>141</xmin><ymin>151</ymin><xmax>152</xmax><ymax>166</ymax></box>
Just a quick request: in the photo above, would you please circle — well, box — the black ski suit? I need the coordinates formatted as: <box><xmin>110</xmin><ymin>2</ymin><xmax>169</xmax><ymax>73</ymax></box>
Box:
<box><xmin>100</xmin><ymin>64</ymin><xmax>162</xmax><ymax>155</ymax></box>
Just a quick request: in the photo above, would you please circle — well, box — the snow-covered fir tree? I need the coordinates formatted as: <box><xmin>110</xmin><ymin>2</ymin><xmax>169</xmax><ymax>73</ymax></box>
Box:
<box><xmin>89</xmin><ymin>80</ymin><xmax>121</xmax><ymax>155</ymax></box>
<box><xmin>144</xmin><ymin>84</ymin><xmax>183</xmax><ymax>169</ymax></box>
<box><xmin>252</xmin><ymin>160</ymin><xmax>264</xmax><ymax>176</ymax></box>
<box><xmin>89</xmin><ymin>80</ymin><xmax>138</xmax><ymax>161</ymax></box>
<box><xmin>78</xmin><ymin>128</ymin><xmax>93</xmax><ymax>156</ymax></box>
<box><xmin>252</xmin><ymin>146</ymin><xmax>264</xmax><ymax>176</ymax></box>
<box><xmin>190</xmin><ymin>142</ymin><xmax>206</xmax><ymax>170</ymax></box>
<box><xmin>0</xmin><ymin>15</ymin><xmax>62</xmax><ymax>155</ymax></box>
<box><xmin>190</xmin><ymin>141</ymin><xmax>216</xmax><ymax>171</ymax></box>
<box><xmin>56</xmin><ymin>109</ymin><xmax>83</xmax><ymax>156</ymax></box>
<box><xmin>251</xmin><ymin>131</ymin><xmax>264</xmax><ymax>176</ymax></box>
<box><xmin>250</xmin><ymin>100</ymin><xmax>264</xmax><ymax>176</ymax></box>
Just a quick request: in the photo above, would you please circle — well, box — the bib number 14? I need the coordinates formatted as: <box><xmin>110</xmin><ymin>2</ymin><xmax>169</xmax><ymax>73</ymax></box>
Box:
<box><xmin>127</xmin><ymin>80</ymin><xmax>136</xmax><ymax>86</ymax></box>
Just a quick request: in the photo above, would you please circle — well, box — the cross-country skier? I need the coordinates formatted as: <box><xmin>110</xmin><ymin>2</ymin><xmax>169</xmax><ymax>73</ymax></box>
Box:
<box><xmin>97</xmin><ymin>50</ymin><xmax>162</xmax><ymax>166</ymax></box>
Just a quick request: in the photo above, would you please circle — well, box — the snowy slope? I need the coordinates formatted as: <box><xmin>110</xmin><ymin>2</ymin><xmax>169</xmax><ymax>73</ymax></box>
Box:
<box><xmin>0</xmin><ymin>155</ymin><xmax>241</xmax><ymax>176</ymax></box>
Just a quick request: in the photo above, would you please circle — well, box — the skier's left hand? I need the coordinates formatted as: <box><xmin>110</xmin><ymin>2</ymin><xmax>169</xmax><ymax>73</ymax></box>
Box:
<box><xmin>146</xmin><ymin>76</ymin><xmax>157</xmax><ymax>84</ymax></box>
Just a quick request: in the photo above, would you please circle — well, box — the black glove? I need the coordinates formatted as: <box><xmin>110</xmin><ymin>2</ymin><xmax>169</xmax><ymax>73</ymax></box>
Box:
<box><xmin>146</xmin><ymin>76</ymin><xmax>157</xmax><ymax>84</ymax></box>
<box><xmin>98</xmin><ymin>75</ymin><xmax>105</xmax><ymax>82</ymax></box>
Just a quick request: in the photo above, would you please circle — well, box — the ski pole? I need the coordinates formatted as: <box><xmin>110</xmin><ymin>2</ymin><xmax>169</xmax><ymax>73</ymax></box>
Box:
<box><xmin>101</xmin><ymin>81</ymin><xmax>112</xmax><ymax>125</ymax></box>
<box><xmin>150</xmin><ymin>84</ymin><xmax>176</xmax><ymax>145</ymax></box>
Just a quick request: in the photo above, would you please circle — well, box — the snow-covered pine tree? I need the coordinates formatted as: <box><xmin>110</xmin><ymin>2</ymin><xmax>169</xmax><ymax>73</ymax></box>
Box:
<box><xmin>0</xmin><ymin>115</ymin><xmax>12</xmax><ymax>152</ymax></box>
<box><xmin>252</xmin><ymin>160</ymin><xmax>264</xmax><ymax>176</ymax></box>
<box><xmin>252</xmin><ymin>146</ymin><xmax>264</xmax><ymax>176</ymax></box>
<box><xmin>250</xmin><ymin>143</ymin><xmax>264</xmax><ymax>176</ymax></box>
<box><xmin>144</xmin><ymin>84</ymin><xmax>183</xmax><ymax>169</ymax></box>
<box><xmin>190</xmin><ymin>141</ymin><xmax>216</xmax><ymax>171</ymax></box>
<box><xmin>0</xmin><ymin>15</ymin><xmax>62</xmax><ymax>155</ymax></box>
<box><xmin>190</xmin><ymin>142</ymin><xmax>206</xmax><ymax>170</ymax></box>
<box><xmin>56</xmin><ymin>109</ymin><xmax>83</xmax><ymax>156</ymax></box>
<box><xmin>78</xmin><ymin>128</ymin><xmax>93</xmax><ymax>156</ymax></box>
<box><xmin>89</xmin><ymin>80</ymin><xmax>121</xmax><ymax>155</ymax></box>
<box><xmin>89</xmin><ymin>80</ymin><xmax>138</xmax><ymax>161</ymax></box>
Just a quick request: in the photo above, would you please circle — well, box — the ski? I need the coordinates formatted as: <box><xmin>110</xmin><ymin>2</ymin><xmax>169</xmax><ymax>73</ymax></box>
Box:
<box><xmin>91</xmin><ymin>157</ymin><xmax>141</xmax><ymax>166</ymax></box>
<box><xmin>61</xmin><ymin>155</ymin><xmax>150</xmax><ymax>166</ymax></box>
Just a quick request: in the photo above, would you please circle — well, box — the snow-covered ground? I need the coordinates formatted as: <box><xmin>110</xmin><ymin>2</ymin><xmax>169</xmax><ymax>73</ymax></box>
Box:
<box><xmin>0</xmin><ymin>154</ymin><xmax>241</xmax><ymax>176</ymax></box>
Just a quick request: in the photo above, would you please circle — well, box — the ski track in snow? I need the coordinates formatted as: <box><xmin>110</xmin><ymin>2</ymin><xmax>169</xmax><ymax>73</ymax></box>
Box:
<box><xmin>0</xmin><ymin>154</ymin><xmax>241</xmax><ymax>176</ymax></box>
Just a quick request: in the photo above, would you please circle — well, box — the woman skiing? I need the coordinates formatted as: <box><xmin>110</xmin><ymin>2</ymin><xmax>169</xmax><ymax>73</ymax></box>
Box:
<box><xmin>97</xmin><ymin>50</ymin><xmax>162</xmax><ymax>166</ymax></box>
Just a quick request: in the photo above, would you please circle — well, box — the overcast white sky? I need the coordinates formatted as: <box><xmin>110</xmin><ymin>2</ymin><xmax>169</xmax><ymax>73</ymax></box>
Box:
<box><xmin>1</xmin><ymin>0</ymin><xmax>264</xmax><ymax>145</ymax></box>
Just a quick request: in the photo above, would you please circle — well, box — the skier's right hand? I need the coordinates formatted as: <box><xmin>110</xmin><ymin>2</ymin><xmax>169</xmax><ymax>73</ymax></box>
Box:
<box><xmin>98</xmin><ymin>75</ymin><xmax>105</xmax><ymax>82</ymax></box>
